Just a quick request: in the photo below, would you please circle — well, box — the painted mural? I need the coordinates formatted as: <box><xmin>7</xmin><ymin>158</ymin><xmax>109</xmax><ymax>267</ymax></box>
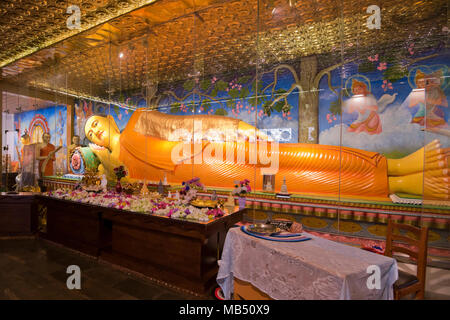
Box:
<box><xmin>156</xmin><ymin>69</ymin><xmax>299</xmax><ymax>143</ymax></box>
<box><xmin>74</xmin><ymin>100</ymin><xmax>134</xmax><ymax>144</ymax></box>
<box><xmin>13</xmin><ymin>105</ymin><xmax>67</xmax><ymax>173</ymax></box>
<box><xmin>74</xmin><ymin>49</ymin><xmax>449</xmax><ymax>157</ymax></box>
<box><xmin>74</xmin><ymin>69</ymin><xmax>300</xmax><ymax>144</ymax></box>
<box><xmin>319</xmin><ymin>50</ymin><xmax>450</xmax><ymax>158</ymax></box>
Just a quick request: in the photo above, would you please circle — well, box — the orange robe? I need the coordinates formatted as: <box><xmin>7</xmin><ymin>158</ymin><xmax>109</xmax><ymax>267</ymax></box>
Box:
<box><xmin>118</xmin><ymin>110</ymin><xmax>389</xmax><ymax>198</ymax></box>
<box><xmin>39</xmin><ymin>143</ymin><xmax>56</xmax><ymax>176</ymax></box>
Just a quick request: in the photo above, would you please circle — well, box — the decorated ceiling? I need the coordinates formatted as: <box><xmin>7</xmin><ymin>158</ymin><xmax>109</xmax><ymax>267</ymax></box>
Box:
<box><xmin>0</xmin><ymin>0</ymin><xmax>447</xmax><ymax>102</ymax></box>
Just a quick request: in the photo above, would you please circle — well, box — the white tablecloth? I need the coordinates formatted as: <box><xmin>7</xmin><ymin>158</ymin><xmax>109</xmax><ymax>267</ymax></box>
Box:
<box><xmin>217</xmin><ymin>227</ymin><xmax>398</xmax><ymax>300</ymax></box>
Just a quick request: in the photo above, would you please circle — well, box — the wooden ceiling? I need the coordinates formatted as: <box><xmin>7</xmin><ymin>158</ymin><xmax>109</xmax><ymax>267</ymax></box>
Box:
<box><xmin>1</xmin><ymin>0</ymin><xmax>447</xmax><ymax>102</ymax></box>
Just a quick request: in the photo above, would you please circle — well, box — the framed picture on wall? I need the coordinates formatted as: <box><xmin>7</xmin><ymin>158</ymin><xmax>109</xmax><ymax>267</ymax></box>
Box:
<box><xmin>262</xmin><ymin>175</ymin><xmax>275</xmax><ymax>192</ymax></box>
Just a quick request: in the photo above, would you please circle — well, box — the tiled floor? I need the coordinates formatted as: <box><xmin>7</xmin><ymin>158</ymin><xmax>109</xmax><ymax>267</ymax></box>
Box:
<box><xmin>0</xmin><ymin>238</ymin><xmax>448</xmax><ymax>300</ymax></box>
<box><xmin>0</xmin><ymin>238</ymin><xmax>202</xmax><ymax>300</ymax></box>
<box><xmin>398</xmin><ymin>262</ymin><xmax>450</xmax><ymax>300</ymax></box>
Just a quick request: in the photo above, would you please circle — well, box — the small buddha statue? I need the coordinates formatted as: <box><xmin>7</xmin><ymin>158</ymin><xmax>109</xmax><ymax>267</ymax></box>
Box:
<box><xmin>225</xmin><ymin>192</ymin><xmax>236</xmax><ymax>214</ymax></box>
<box><xmin>140</xmin><ymin>180</ymin><xmax>150</xmax><ymax>196</ymax></box>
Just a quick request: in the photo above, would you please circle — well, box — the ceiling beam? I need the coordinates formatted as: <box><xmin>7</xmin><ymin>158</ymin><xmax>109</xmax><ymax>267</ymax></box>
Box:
<box><xmin>0</xmin><ymin>80</ymin><xmax>75</xmax><ymax>107</ymax></box>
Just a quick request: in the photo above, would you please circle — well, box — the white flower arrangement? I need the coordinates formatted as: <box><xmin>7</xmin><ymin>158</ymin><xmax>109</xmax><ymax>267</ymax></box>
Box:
<box><xmin>46</xmin><ymin>189</ymin><xmax>222</xmax><ymax>223</ymax></box>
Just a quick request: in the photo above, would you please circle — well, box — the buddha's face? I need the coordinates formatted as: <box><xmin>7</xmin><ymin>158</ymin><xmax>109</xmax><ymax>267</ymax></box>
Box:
<box><xmin>85</xmin><ymin>116</ymin><xmax>117</xmax><ymax>148</ymax></box>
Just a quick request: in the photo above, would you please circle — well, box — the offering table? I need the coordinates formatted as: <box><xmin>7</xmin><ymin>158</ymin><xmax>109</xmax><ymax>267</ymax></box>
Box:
<box><xmin>37</xmin><ymin>195</ymin><xmax>109</xmax><ymax>257</ymax></box>
<box><xmin>35</xmin><ymin>195</ymin><xmax>243</xmax><ymax>296</ymax></box>
<box><xmin>0</xmin><ymin>192</ymin><xmax>38</xmax><ymax>236</ymax></box>
<box><xmin>217</xmin><ymin>227</ymin><xmax>398</xmax><ymax>300</ymax></box>
<box><xmin>100</xmin><ymin>207</ymin><xmax>242</xmax><ymax>295</ymax></box>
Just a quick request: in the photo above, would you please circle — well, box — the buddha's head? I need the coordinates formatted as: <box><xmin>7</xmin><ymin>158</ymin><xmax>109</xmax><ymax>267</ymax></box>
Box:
<box><xmin>85</xmin><ymin>115</ymin><xmax>120</xmax><ymax>149</ymax></box>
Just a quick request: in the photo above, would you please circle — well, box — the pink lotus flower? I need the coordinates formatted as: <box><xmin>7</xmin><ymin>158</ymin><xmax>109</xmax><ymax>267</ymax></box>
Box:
<box><xmin>377</xmin><ymin>62</ymin><xmax>387</xmax><ymax>71</ymax></box>
<box><xmin>382</xmin><ymin>80</ymin><xmax>393</xmax><ymax>91</ymax></box>
<box><xmin>368</xmin><ymin>54</ymin><xmax>379</xmax><ymax>62</ymax></box>
<box><xmin>71</xmin><ymin>153</ymin><xmax>81</xmax><ymax>170</ymax></box>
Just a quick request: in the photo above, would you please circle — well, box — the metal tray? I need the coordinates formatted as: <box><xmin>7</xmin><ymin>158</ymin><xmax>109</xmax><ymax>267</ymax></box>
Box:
<box><xmin>247</xmin><ymin>223</ymin><xmax>281</xmax><ymax>236</ymax></box>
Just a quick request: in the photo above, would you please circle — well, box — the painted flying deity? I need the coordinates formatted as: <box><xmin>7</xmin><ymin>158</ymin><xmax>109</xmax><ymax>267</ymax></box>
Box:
<box><xmin>343</xmin><ymin>78</ymin><xmax>397</xmax><ymax>135</ymax></box>
<box><xmin>408</xmin><ymin>69</ymin><xmax>448</xmax><ymax>128</ymax></box>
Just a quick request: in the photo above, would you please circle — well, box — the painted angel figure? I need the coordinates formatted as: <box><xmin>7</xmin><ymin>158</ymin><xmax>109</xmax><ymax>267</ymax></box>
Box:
<box><xmin>407</xmin><ymin>69</ymin><xmax>448</xmax><ymax>129</ymax></box>
<box><xmin>344</xmin><ymin>79</ymin><xmax>397</xmax><ymax>135</ymax></box>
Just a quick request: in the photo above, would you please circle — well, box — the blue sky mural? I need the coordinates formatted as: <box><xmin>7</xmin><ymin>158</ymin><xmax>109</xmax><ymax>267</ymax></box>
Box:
<box><xmin>74</xmin><ymin>48</ymin><xmax>449</xmax><ymax>157</ymax></box>
<box><xmin>318</xmin><ymin>50</ymin><xmax>450</xmax><ymax>157</ymax></box>
<box><xmin>157</xmin><ymin>69</ymin><xmax>300</xmax><ymax>143</ymax></box>
<box><xmin>13</xmin><ymin>105</ymin><xmax>67</xmax><ymax>171</ymax></box>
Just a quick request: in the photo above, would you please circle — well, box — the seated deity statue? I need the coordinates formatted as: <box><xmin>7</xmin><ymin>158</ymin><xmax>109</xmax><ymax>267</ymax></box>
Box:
<box><xmin>84</xmin><ymin>109</ymin><xmax>448</xmax><ymax>200</ymax></box>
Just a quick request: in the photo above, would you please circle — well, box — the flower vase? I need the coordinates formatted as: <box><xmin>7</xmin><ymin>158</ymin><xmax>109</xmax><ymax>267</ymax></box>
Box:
<box><xmin>238</xmin><ymin>197</ymin><xmax>246</xmax><ymax>210</ymax></box>
<box><xmin>115</xmin><ymin>180</ymin><xmax>122</xmax><ymax>193</ymax></box>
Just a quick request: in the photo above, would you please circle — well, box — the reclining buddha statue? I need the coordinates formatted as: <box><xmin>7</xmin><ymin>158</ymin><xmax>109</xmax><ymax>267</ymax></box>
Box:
<box><xmin>85</xmin><ymin>108</ymin><xmax>448</xmax><ymax>200</ymax></box>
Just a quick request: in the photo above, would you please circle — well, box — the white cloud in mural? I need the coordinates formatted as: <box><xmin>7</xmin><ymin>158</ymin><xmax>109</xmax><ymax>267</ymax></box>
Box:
<box><xmin>319</xmin><ymin>103</ymin><xmax>449</xmax><ymax>155</ymax></box>
<box><xmin>260</xmin><ymin>114</ymin><xmax>297</xmax><ymax>130</ymax></box>
<box><xmin>237</xmin><ymin>111</ymin><xmax>298</xmax><ymax>138</ymax></box>
<box><xmin>319</xmin><ymin>90</ymin><xmax>338</xmax><ymax>101</ymax></box>
<box><xmin>232</xmin><ymin>109</ymin><xmax>257</xmax><ymax>125</ymax></box>
<box><xmin>231</xmin><ymin>111</ymin><xmax>298</xmax><ymax>142</ymax></box>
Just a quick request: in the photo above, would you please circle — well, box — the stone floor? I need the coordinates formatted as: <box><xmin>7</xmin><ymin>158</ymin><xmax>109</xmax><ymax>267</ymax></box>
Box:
<box><xmin>0</xmin><ymin>237</ymin><xmax>448</xmax><ymax>300</ymax></box>
<box><xmin>0</xmin><ymin>238</ymin><xmax>203</xmax><ymax>300</ymax></box>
